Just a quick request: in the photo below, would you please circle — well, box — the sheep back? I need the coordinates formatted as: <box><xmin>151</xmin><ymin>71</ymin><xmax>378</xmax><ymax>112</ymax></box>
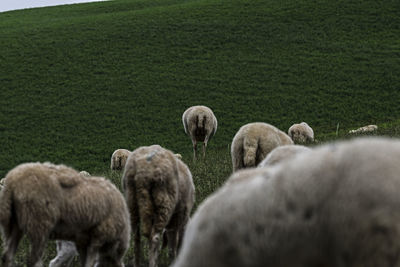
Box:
<box><xmin>258</xmin><ymin>144</ymin><xmax>311</xmax><ymax>168</ymax></box>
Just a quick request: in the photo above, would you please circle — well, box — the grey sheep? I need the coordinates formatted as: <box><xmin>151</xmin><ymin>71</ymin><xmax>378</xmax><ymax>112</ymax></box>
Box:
<box><xmin>231</xmin><ymin>122</ymin><xmax>293</xmax><ymax>172</ymax></box>
<box><xmin>0</xmin><ymin>162</ymin><xmax>130</xmax><ymax>267</ymax></box>
<box><xmin>122</xmin><ymin>145</ymin><xmax>195</xmax><ymax>267</ymax></box>
<box><xmin>173</xmin><ymin>137</ymin><xmax>400</xmax><ymax>267</ymax></box>
<box><xmin>182</xmin><ymin>105</ymin><xmax>218</xmax><ymax>160</ymax></box>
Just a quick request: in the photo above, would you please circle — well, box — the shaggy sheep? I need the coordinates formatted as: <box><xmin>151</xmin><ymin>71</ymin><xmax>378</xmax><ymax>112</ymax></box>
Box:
<box><xmin>111</xmin><ymin>149</ymin><xmax>131</xmax><ymax>170</ymax></box>
<box><xmin>349</xmin><ymin>124</ymin><xmax>378</xmax><ymax>134</ymax></box>
<box><xmin>122</xmin><ymin>145</ymin><xmax>195</xmax><ymax>267</ymax></box>
<box><xmin>0</xmin><ymin>162</ymin><xmax>131</xmax><ymax>267</ymax></box>
<box><xmin>182</xmin><ymin>105</ymin><xmax>218</xmax><ymax>160</ymax></box>
<box><xmin>288</xmin><ymin>122</ymin><xmax>314</xmax><ymax>143</ymax></box>
<box><xmin>173</xmin><ymin>137</ymin><xmax>400</xmax><ymax>267</ymax></box>
<box><xmin>231</xmin><ymin>122</ymin><xmax>293</xmax><ymax>172</ymax></box>
<box><xmin>258</xmin><ymin>144</ymin><xmax>311</xmax><ymax>168</ymax></box>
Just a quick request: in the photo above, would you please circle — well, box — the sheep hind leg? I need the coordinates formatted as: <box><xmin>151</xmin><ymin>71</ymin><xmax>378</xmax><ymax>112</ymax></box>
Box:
<box><xmin>166</xmin><ymin>229</ymin><xmax>179</xmax><ymax>261</ymax></box>
<box><xmin>27</xmin><ymin>235</ymin><xmax>48</xmax><ymax>267</ymax></box>
<box><xmin>1</xmin><ymin>225</ymin><xmax>23</xmax><ymax>267</ymax></box>
<box><xmin>192</xmin><ymin>140</ymin><xmax>197</xmax><ymax>161</ymax></box>
<box><xmin>148</xmin><ymin>232</ymin><xmax>161</xmax><ymax>267</ymax></box>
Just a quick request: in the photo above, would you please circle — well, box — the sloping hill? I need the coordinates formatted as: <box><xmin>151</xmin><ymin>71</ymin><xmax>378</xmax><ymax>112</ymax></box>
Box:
<box><xmin>0</xmin><ymin>0</ymin><xmax>399</xmax><ymax>176</ymax></box>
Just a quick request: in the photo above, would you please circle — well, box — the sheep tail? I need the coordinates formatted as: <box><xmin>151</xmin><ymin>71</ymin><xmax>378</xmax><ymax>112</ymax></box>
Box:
<box><xmin>243</xmin><ymin>137</ymin><xmax>259</xmax><ymax>167</ymax></box>
<box><xmin>196</xmin><ymin>113</ymin><xmax>207</xmax><ymax>130</ymax></box>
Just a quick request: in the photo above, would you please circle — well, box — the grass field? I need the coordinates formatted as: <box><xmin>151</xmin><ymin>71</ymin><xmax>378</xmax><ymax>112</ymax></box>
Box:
<box><xmin>1</xmin><ymin>0</ymin><xmax>400</xmax><ymax>265</ymax></box>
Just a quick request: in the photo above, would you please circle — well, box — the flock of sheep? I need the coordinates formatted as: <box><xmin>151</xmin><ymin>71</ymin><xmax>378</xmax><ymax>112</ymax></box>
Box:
<box><xmin>0</xmin><ymin>104</ymin><xmax>390</xmax><ymax>267</ymax></box>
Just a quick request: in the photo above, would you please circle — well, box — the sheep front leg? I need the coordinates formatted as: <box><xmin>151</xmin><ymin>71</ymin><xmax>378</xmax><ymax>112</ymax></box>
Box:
<box><xmin>1</xmin><ymin>225</ymin><xmax>22</xmax><ymax>267</ymax></box>
<box><xmin>49</xmin><ymin>241</ymin><xmax>78</xmax><ymax>267</ymax></box>
<box><xmin>84</xmin><ymin>244</ymin><xmax>99</xmax><ymax>267</ymax></box>
<box><xmin>148</xmin><ymin>232</ymin><xmax>161</xmax><ymax>267</ymax></box>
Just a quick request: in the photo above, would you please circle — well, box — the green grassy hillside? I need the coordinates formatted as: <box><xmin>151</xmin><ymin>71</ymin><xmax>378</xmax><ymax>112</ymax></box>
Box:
<box><xmin>1</xmin><ymin>0</ymin><xmax>400</xmax><ymax>265</ymax></box>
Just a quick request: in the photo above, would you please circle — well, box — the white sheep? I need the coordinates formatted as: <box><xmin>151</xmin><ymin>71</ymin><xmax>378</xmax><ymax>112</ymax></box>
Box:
<box><xmin>258</xmin><ymin>144</ymin><xmax>311</xmax><ymax>168</ymax></box>
<box><xmin>288</xmin><ymin>122</ymin><xmax>314</xmax><ymax>143</ymax></box>
<box><xmin>230</xmin><ymin>122</ymin><xmax>293</xmax><ymax>172</ymax></box>
<box><xmin>173</xmin><ymin>137</ymin><xmax>400</xmax><ymax>267</ymax></box>
<box><xmin>349</xmin><ymin>124</ymin><xmax>378</xmax><ymax>134</ymax></box>
<box><xmin>0</xmin><ymin>162</ymin><xmax>131</xmax><ymax>267</ymax></box>
<box><xmin>182</xmin><ymin>105</ymin><xmax>218</xmax><ymax>160</ymax></box>
<box><xmin>122</xmin><ymin>145</ymin><xmax>195</xmax><ymax>267</ymax></box>
<box><xmin>111</xmin><ymin>148</ymin><xmax>131</xmax><ymax>170</ymax></box>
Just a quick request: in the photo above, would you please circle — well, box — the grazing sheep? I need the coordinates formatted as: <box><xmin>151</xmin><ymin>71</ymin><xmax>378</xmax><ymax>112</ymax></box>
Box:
<box><xmin>0</xmin><ymin>162</ymin><xmax>131</xmax><ymax>267</ymax></box>
<box><xmin>288</xmin><ymin>122</ymin><xmax>314</xmax><ymax>143</ymax></box>
<box><xmin>111</xmin><ymin>148</ymin><xmax>131</xmax><ymax>170</ymax></box>
<box><xmin>173</xmin><ymin>137</ymin><xmax>400</xmax><ymax>267</ymax></box>
<box><xmin>349</xmin><ymin>124</ymin><xmax>378</xmax><ymax>134</ymax></box>
<box><xmin>231</xmin><ymin>122</ymin><xmax>293</xmax><ymax>172</ymax></box>
<box><xmin>122</xmin><ymin>145</ymin><xmax>195</xmax><ymax>267</ymax></box>
<box><xmin>182</xmin><ymin>105</ymin><xmax>218</xmax><ymax>160</ymax></box>
<box><xmin>258</xmin><ymin>144</ymin><xmax>311</xmax><ymax>168</ymax></box>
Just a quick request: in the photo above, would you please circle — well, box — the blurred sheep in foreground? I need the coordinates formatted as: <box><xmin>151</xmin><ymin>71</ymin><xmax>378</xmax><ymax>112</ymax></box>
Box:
<box><xmin>231</xmin><ymin>122</ymin><xmax>293</xmax><ymax>172</ymax></box>
<box><xmin>258</xmin><ymin>144</ymin><xmax>311</xmax><ymax>168</ymax></box>
<box><xmin>122</xmin><ymin>145</ymin><xmax>195</xmax><ymax>267</ymax></box>
<box><xmin>0</xmin><ymin>162</ymin><xmax>130</xmax><ymax>267</ymax></box>
<box><xmin>173</xmin><ymin>137</ymin><xmax>400</xmax><ymax>267</ymax></box>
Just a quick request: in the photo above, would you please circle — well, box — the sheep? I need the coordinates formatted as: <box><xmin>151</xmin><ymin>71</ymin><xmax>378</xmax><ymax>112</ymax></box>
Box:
<box><xmin>182</xmin><ymin>105</ymin><xmax>218</xmax><ymax>160</ymax></box>
<box><xmin>173</xmin><ymin>137</ymin><xmax>400</xmax><ymax>267</ymax></box>
<box><xmin>230</xmin><ymin>122</ymin><xmax>293</xmax><ymax>172</ymax></box>
<box><xmin>349</xmin><ymin>124</ymin><xmax>378</xmax><ymax>134</ymax></box>
<box><xmin>122</xmin><ymin>145</ymin><xmax>195</xmax><ymax>267</ymax></box>
<box><xmin>288</xmin><ymin>122</ymin><xmax>314</xmax><ymax>143</ymax></box>
<box><xmin>0</xmin><ymin>162</ymin><xmax>131</xmax><ymax>267</ymax></box>
<box><xmin>258</xmin><ymin>144</ymin><xmax>311</xmax><ymax>168</ymax></box>
<box><xmin>174</xmin><ymin>153</ymin><xmax>183</xmax><ymax>160</ymax></box>
<box><xmin>111</xmin><ymin>148</ymin><xmax>131</xmax><ymax>170</ymax></box>
<box><xmin>79</xmin><ymin>170</ymin><xmax>90</xmax><ymax>177</ymax></box>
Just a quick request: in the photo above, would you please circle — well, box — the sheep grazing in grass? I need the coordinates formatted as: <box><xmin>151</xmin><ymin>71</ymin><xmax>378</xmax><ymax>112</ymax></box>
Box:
<box><xmin>349</xmin><ymin>124</ymin><xmax>378</xmax><ymax>134</ymax></box>
<box><xmin>288</xmin><ymin>122</ymin><xmax>314</xmax><ymax>143</ymax></box>
<box><xmin>231</xmin><ymin>122</ymin><xmax>293</xmax><ymax>172</ymax></box>
<box><xmin>173</xmin><ymin>137</ymin><xmax>400</xmax><ymax>267</ymax></box>
<box><xmin>0</xmin><ymin>162</ymin><xmax>131</xmax><ymax>267</ymax></box>
<box><xmin>182</xmin><ymin>105</ymin><xmax>218</xmax><ymax>160</ymax></box>
<box><xmin>258</xmin><ymin>144</ymin><xmax>311</xmax><ymax>168</ymax></box>
<box><xmin>122</xmin><ymin>145</ymin><xmax>195</xmax><ymax>267</ymax></box>
<box><xmin>111</xmin><ymin>148</ymin><xmax>131</xmax><ymax>170</ymax></box>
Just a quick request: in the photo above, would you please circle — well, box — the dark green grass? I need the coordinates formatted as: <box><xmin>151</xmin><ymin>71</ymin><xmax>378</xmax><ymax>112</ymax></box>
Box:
<box><xmin>1</xmin><ymin>0</ymin><xmax>400</xmax><ymax>265</ymax></box>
